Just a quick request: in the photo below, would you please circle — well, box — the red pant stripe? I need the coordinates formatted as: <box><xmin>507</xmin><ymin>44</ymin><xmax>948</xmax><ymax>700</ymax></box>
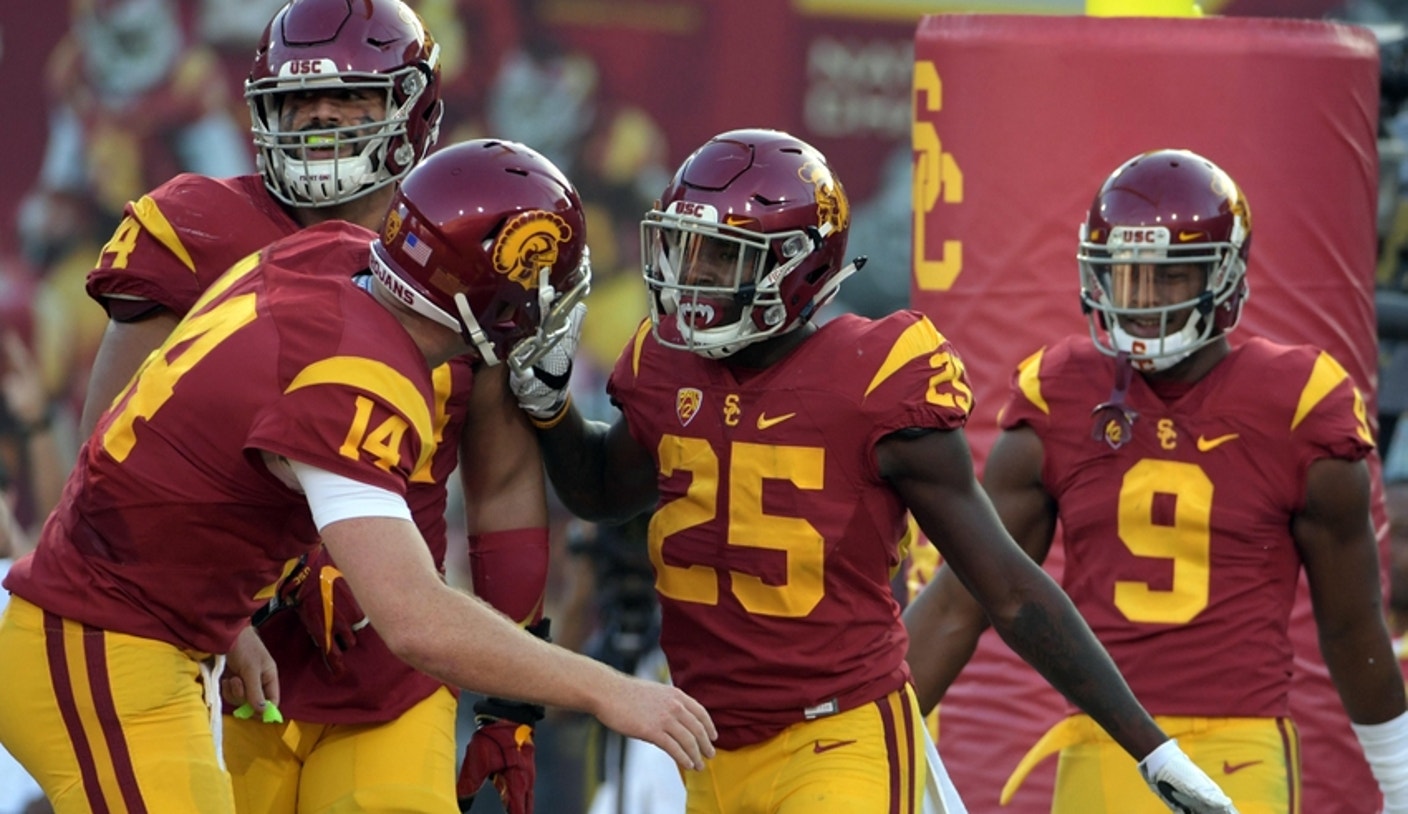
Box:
<box><xmin>44</xmin><ymin>610</ymin><xmax>111</xmax><ymax>814</ymax></box>
<box><xmin>876</xmin><ymin>693</ymin><xmax>902</xmax><ymax>814</ymax></box>
<box><xmin>83</xmin><ymin>622</ymin><xmax>146</xmax><ymax>813</ymax></box>
<box><xmin>900</xmin><ymin>689</ymin><xmax>917</xmax><ymax>814</ymax></box>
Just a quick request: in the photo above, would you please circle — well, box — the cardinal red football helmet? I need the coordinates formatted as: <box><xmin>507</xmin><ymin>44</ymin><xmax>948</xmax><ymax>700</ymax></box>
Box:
<box><xmin>641</xmin><ymin>128</ymin><xmax>860</xmax><ymax>358</ymax></box>
<box><xmin>368</xmin><ymin>139</ymin><xmax>591</xmax><ymax>369</ymax></box>
<box><xmin>1078</xmin><ymin>148</ymin><xmax>1252</xmax><ymax>371</ymax></box>
<box><xmin>246</xmin><ymin>0</ymin><xmax>443</xmax><ymax>207</ymax></box>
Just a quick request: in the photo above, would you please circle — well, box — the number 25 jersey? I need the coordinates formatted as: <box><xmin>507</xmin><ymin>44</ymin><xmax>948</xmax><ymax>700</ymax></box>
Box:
<box><xmin>608</xmin><ymin>311</ymin><xmax>973</xmax><ymax>749</ymax></box>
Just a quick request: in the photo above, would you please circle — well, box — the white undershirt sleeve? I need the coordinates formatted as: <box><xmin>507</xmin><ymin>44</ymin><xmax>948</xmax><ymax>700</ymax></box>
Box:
<box><xmin>286</xmin><ymin>458</ymin><xmax>412</xmax><ymax>531</ymax></box>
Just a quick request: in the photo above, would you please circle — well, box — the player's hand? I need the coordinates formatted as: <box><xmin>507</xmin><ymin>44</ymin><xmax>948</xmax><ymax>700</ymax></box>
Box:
<box><xmin>509</xmin><ymin>302</ymin><xmax>584</xmax><ymax>425</ymax></box>
<box><xmin>274</xmin><ymin>547</ymin><xmax>369</xmax><ymax>675</ymax></box>
<box><xmin>456</xmin><ymin>704</ymin><xmax>541</xmax><ymax>814</ymax></box>
<box><xmin>594</xmin><ymin>674</ymin><xmax>716</xmax><ymax>772</ymax></box>
<box><xmin>221</xmin><ymin>625</ymin><xmax>280</xmax><ymax>712</ymax></box>
<box><xmin>1138</xmin><ymin>739</ymin><xmax>1240</xmax><ymax>814</ymax></box>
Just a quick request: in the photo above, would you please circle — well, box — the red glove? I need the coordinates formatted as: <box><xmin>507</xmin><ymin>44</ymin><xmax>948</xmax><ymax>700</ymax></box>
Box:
<box><xmin>457</xmin><ymin>619</ymin><xmax>549</xmax><ymax>813</ymax></box>
<box><xmin>273</xmin><ymin>547</ymin><xmax>368</xmax><ymax>675</ymax></box>
<box><xmin>457</xmin><ymin>714</ymin><xmax>537</xmax><ymax>813</ymax></box>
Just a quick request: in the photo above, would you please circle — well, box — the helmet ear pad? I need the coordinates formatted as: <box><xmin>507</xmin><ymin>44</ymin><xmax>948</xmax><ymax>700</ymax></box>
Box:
<box><xmin>1214</xmin><ymin>277</ymin><xmax>1249</xmax><ymax>334</ymax></box>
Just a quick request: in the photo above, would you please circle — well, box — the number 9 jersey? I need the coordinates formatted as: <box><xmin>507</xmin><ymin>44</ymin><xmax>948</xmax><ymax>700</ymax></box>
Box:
<box><xmin>608</xmin><ymin>310</ymin><xmax>973</xmax><ymax>750</ymax></box>
<box><xmin>1000</xmin><ymin>334</ymin><xmax>1374</xmax><ymax>718</ymax></box>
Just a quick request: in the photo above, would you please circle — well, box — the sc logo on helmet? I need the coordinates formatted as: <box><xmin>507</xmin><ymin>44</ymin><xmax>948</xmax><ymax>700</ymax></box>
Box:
<box><xmin>491</xmin><ymin>211</ymin><xmax>574</xmax><ymax>291</ymax></box>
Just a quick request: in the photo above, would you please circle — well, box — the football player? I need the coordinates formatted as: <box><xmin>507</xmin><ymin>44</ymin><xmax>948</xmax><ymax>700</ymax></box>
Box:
<box><xmin>79</xmin><ymin>1</ymin><xmax>559</xmax><ymax>811</ymax></box>
<box><xmin>904</xmin><ymin>149</ymin><xmax>1408</xmax><ymax>812</ymax></box>
<box><xmin>509</xmin><ymin>128</ymin><xmax>1237</xmax><ymax>813</ymax></box>
<box><xmin>0</xmin><ymin>138</ymin><xmax>715</xmax><ymax>814</ymax></box>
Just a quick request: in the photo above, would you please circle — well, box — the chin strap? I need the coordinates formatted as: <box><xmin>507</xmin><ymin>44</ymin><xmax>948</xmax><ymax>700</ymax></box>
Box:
<box><xmin>1090</xmin><ymin>352</ymin><xmax>1139</xmax><ymax>449</ymax></box>
<box><xmin>807</xmin><ymin>255</ymin><xmax>866</xmax><ymax>320</ymax></box>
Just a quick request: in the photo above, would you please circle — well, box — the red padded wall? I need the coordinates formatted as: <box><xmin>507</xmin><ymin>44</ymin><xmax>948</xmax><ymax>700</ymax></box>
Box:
<box><xmin>910</xmin><ymin>14</ymin><xmax>1382</xmax><ymax>814</ymax></box>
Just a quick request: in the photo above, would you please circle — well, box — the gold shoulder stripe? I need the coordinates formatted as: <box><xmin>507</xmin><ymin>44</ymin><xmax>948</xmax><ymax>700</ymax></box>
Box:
<box><xmin>1015</xmin><ymin>347</ymin><xmax>1049</xmax><ymax>416</ymax></box>
<box><xmin>1292</xmin><ymin>351</ymin><xmax>1349</xmax><ymax>431</ymax></box>
<box><xmin>131</xmin><ymin>194</ymin><xmax>197</xmax><ymax>273</ymax></box>
<box><xmin>630</xmin><ymin>319</ymin><xmax>653</xmax><ymax>378</ymax></box>
<box><xmin>409</xmin><ymin>362</ymin><xmax>457</xmax><ymax>483</ymax></box>
<box><xmin>286</xmin><ymin>357</ymin><xmax>436</xmax><ymax>475</ymax></box>
<box><xmin>864</xmin><ymin>317</ymin><xmax>943</xmax><ymax>398</ymax></box>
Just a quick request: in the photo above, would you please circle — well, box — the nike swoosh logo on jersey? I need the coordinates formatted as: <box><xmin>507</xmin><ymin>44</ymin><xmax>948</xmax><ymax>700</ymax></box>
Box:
<box><xmin>813</xmin><ymin>739</ymin><xmax>857</xmax><ymax>754</ymax></box>
<box><xmin>1222</xmin><ymin>759</ymin><xmax>1262</xmax><ymax>774</ymax></box>
<box><xmin>1196</xmin><ymin>433</ymin><xmax>1240</xmax><ymax>452</ymax></box>
<box><xmin>757</xmin><ymin>412</ymin><xmax>797</xmax><ymax>430</ymax></box>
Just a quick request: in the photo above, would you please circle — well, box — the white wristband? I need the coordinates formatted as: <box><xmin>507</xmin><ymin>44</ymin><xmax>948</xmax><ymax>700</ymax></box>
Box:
<box><xmin>1353</xmin><ymin>709</ymin><xmax>1408</xmax><ymax>814</ymax></box>
<box><xmin>1137</xmin><ymin>738</ymin><xmax>1182</xmax><ymax>778</ymax></box>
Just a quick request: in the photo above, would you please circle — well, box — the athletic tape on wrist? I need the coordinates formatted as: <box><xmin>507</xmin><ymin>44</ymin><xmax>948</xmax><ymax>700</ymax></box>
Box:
<box><xmin>528</xmin><ymin>394</ymin><xmax>572</xmax><ymax>430</ymax></box>
<box><xmin>1353</xmin><ymin>709</ymin><xmax>1408</xmax><ymax>798</ymax></box>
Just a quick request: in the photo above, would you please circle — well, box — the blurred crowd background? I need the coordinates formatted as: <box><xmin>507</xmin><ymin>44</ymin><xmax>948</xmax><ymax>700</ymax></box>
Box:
<box><xmin>0</xmin><ymin>0</ymin><xmax>1400</xmax><ymax>812</ymax></box>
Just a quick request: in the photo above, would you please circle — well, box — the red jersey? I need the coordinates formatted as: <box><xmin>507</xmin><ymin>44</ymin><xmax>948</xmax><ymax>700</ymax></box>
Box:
<box><xmin>1000</xmin><ymin>336</ymin><xmax>1373</xmax><ymax>717</ymax></box>
<box><xmin>608</xmin><ymin>311</ymin><xmax>972</xmax><ymax>749</ymax></box>
<box><xmin>84</xmin><ymin>171</ymin><xmax>480</xmax><ymax>722</ymax></box>
<box><xmin>255</xmin><ymin>356</ymin><xmax>476</xmax><ymax>724</ymax></box>
<box><xmin>5</xmin><ymin>223</ymin><xmax>438</xmax><ymax>656</ymax></box>
<box><xmin>87</xmin><ymin>173</ymin><xmax>299</xmax><ymax>317</ymax></box>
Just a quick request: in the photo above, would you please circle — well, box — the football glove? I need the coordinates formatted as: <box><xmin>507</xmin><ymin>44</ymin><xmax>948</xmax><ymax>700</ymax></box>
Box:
<box><xmin>509</xmin><ymin>302</ymin><xmax>584</xmax><ymax>428</ymax></box>
<box><xmin>457</xmin><ymin>619</ymin><xmax>551</xmax><ymax>813</ymax></box>
<box><xmin>1138</xmin><ymin>739</ymin><xmax>1240</xmax><ymax>814</ymax></box>
<box><xmin>270</xmin><ymin>547</ymin><xmax>369</xmax><ymax>676</ymax></box>
<box><xmin>457</xmin><ymin>699</ymin><xmax>542</xmax><ymax>814</ymax></box>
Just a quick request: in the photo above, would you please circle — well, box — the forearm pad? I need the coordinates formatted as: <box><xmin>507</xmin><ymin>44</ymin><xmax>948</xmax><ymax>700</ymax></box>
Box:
<box><xmin>468</xmin><ymin>528</ymin><xmax>549</xmax><ymax>626</ymax></box>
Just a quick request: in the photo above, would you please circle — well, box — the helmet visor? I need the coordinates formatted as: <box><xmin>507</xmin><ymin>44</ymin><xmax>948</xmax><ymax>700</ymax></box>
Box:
<box><xmin>1097</xmin><ymin>261</ymin><xmax>1209</xmax><ymax>312</ymax></box>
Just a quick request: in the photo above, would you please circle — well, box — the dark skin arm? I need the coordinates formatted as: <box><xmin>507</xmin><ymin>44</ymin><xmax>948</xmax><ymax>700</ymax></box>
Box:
<box><xmin>903</xmin><ymin>425</ymin><xmax>1057</xmax><ymax>713</ymax></box>
<box><xmin>887</xmin><ymin>426</ymin><xmax>1169</xmax><ymax>760</ymax></box>
<box><xmin>1295</xmin><ymin>456</ymin><xmax>1407</xmax><ymax>725</ymax></box>
<box><xmin>533</xmin><ymin>401</ymin><xmax>658</xmax><ymax>525</ymax></box>
<box><xmin>80</xmin><ymin>311</ymin><xmax>180</xmax><ymax>438</ymax></box>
